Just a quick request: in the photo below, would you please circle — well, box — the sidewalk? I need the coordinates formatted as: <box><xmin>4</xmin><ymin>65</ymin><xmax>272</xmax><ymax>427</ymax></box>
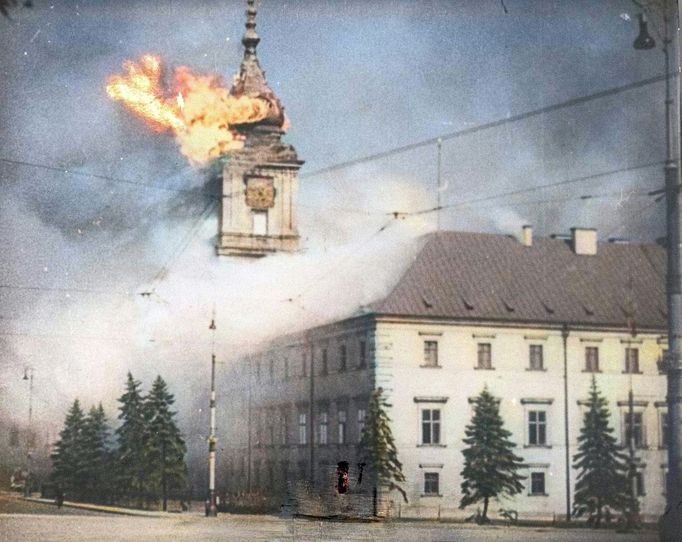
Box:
<box><xmin>20</xmin><ymin>496</ymin><xmax>180</xmax><ymax>517</ymax></box>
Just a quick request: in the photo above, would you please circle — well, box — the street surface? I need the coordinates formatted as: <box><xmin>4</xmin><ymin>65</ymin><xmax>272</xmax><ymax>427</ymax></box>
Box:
<box><xmin>0</xmin><ymin>493</ymin><xmax>659</xmax><ymax>541</ymax></box>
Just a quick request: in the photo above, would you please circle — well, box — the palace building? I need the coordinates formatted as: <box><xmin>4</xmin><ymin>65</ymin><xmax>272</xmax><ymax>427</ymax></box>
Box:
<box><xmin>218</xmin><ymin>227</ymin><xmax>668</xmax><ymax>520</ymax></box>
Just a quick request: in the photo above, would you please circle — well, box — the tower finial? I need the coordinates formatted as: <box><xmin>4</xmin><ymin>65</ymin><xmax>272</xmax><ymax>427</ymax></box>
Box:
<box><xmin>242</xmin><ymin>0</ymin><xmax>260</xmax><ymax>62</ymax></box>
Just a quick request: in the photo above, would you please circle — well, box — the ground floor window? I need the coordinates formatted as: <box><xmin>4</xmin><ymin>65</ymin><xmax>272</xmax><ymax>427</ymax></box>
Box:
<box><xmin>424</xmin><ymin>472</ymin><xmax>439</xmax><ymax>495</ymax></box>
<box><xmin>530</xmin><ymin>472</ymin><xmax>546</xmax><ymax>495</ymax></box>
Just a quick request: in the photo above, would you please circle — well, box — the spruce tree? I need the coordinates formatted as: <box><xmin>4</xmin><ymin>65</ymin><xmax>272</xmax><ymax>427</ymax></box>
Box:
<box><xmin>80</xmin><ymin>404</ymin><xmax>111</xmax><ymax>502</ymax></box>
<box><xmin>573</xmin><ymin>376</ymin><xmax>630</xmax><ymax>527</ymax></box>
<box><xmin>357</xmin><ymin>387</ymin><xmax>408</xmax><ymax>505</ymax></box>
<box><xmin>51</xmin><ymin>399</ymin><xmax>86</xmax><ymax>497</ymax></box>
<box><xmin>459</xmin><ymin>386</ymin><xmax>525</xmax><ymax>523</ymax></box>
<box><xmin>142</xmin><ymin>376</ymin><xmax>188</xmax><ymax>511</ymax></box>
<box><xmin>115</xmin><ymin>372</ymin><xmax>147</xmax><ymax>500</ymax></box>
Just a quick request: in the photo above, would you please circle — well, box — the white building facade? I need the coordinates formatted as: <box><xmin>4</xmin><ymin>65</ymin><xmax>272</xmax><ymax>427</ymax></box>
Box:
<box><xmin>219</xmin><ymin>228</ymin><xmax>668</xmax><ymax>521</ymax></box>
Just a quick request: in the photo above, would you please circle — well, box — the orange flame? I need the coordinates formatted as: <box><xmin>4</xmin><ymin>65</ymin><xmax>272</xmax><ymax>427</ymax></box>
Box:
<box><xmin>106</xmin><ymin>55</ymin><xmax>273</xmax><ymax>165</ymax></box>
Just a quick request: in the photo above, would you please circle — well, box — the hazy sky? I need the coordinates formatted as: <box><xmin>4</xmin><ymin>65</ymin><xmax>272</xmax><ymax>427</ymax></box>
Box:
<box><xmin>0</xmin><ymin>0</ymin><xmax>672</xmax><ymax>448</ymax></box>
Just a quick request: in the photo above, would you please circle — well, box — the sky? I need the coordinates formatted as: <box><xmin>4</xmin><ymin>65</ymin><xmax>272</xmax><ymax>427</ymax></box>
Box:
<box><xmin>0</xmin><ymin>0</ymin><xmax>674</xmax><ymax>471</ymax></box>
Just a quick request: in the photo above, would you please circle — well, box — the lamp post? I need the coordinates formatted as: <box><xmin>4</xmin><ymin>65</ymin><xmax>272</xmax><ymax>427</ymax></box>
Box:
<box><xmin>22</xmin><ymin>367</ymin><xmax>34</xmax><ymax>498</ymax></box>
<box><xmin>206</xmin><ymin>314</ymin><xmax>218</xmax><ymax>517</ymax></box>
<box><xmin>632</xmin><ymin>3</ymin><xmax>681</xmax><ymax>539</ymax></box>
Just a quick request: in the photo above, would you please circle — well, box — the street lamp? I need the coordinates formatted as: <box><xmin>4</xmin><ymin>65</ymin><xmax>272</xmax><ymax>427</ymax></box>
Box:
<box><xmin>22</xmin><ymin>367</ymin><xmax>34</xmax><ymax>498</ymax></box>
<box><xmin>632</xmin><ymin>2</ymin><xmax>681</xmax><ymax>540</ymax></box>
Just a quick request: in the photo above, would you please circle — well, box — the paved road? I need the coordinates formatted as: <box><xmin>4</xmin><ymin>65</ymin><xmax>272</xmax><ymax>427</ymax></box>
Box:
<box><xmin>0</xmin><ymin>492</ymin><xmax>108</xmax><ymax>516</ymax></box>
<box><xmin>0</xmin><ymin>494</ymin><xmax>659</xmax><ymax>541</ymax></box>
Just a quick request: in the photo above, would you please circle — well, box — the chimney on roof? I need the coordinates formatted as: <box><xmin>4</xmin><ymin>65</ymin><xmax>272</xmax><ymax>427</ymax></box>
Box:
<box><xmin>521</xmin><ymin>225</ymin><xmax>533</xmax><ymax>247</ymax></box>
<box><xmin>571</xmin><ymin>227</ymin><xmax>597</xmax><ymax>255</ymax></box>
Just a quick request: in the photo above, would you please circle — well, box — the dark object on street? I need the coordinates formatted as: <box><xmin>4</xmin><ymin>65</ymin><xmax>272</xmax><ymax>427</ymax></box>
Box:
<box><xmin>336</xmin><ymin>461</ymin><xmax>349</xmax><ymax>494</ymax></box>
<box><xmin>357</xmin><ymin>462</ymin><xmax>366</xmax><ymax>485</ymax></box>
<box><xmin>55</xmin><ymin>487</ymin><xmax>64</xmax><ymax>509</ymax></box>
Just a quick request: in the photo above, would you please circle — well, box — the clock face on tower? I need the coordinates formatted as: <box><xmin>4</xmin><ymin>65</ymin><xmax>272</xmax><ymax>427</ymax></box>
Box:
<box><xmin>245</xmin><ymin>176</ymin><xmax>276</xmax><ymax>210</ymax></box>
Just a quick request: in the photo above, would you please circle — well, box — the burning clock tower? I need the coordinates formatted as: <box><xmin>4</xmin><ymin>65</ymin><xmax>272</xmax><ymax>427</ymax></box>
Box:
<box><xmin>217</xmin><ymin>0</ymin><xmax>303</xmax><ymax>257</ymax></box>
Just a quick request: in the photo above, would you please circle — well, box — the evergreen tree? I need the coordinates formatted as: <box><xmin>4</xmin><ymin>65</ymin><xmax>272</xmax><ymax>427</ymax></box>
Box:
<box><xmin>115</xmin><ymin>372</ymin><xmax>147</xmax><ymax>500</ymax></box>
<box><xmin>142</xmin><ymin>376</ymin><xmax>187</xmax><ymax>511</ymax></box>
<box><xmin>51</xmin><ymin>399</ymin><xmax>86</xmax><ymax>496</ymax></box>
<box><xmin>459</xmin><ymin>386</ymin><xmax>525</xmax><ymax>523</ymax></box>
<box><xmin>80</xmin><ymin>404</ymin><xmax>111</xmax><ymax>502</ymax></box>
<box><xmin>357</xmin><ymin>387</ymin><xmax>408</xmax><ymax>505</ymax></box>
<box><xmin>573</xmin><ymin>376</ymin><xmax>630</xmax><ymax>527</ymax></box>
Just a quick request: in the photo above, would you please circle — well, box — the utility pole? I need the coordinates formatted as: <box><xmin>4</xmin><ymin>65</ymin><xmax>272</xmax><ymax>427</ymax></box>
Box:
<box><xmin>436</xmin><ymin>138</ymin><xmax>443</xmax><ymax>231</ymax></box>
<box><xmin>206</xmin><ymin>311</ymin><xmax>218</xmax><ymax>517</ymax></box>
<box><xmin>561</xmin><ymin>325</ymin><xmax>571</xmax><ymax>521</ymax></box>
<box><xmin>308</xmin><ymin>333</ymin><xmax>315</xmax><ymax>485</ymax></box>
<box><xmin>247</xmin><ymin>356</ymin><xmax>252</xmax><ymax>493</ymax></box>
<box><xmin>632</xmin><ymin>3</ymin><xmax>682</xmax><ymax>539</ymax></box>
<box><xmin>161</xmin><ymin>440</ymin><xmax>168</xmax><ymax>512</ymax></box>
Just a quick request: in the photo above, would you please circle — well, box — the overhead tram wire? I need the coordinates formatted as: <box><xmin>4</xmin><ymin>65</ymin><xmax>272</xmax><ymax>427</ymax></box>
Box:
<box><xmin>0</xmin><ymin>284</ymin><xmax>129</xmax><ymax>296</ymax></box>
<box><xmin>397</xmin><ymin>161</ymin><xmax>667</xmax><ymax>218</ymax></box>
<box><xmin>0</xmin><ymin>157</ymin><xmax>247</xmax><ymax>201</ymax></box>
<box><xmin>300</xmin><ymin>73</ymin><xmax>675</xmax><ymax>181</ymax></box>
<box><xmin>602</xmin><ymin>195</ymin><xmax>666</xmax><ymax>240</ymax></box>
<box><xmin>142</xmin><ymin>198</ymin><xmax>218</xmax><ymax>297</ymax></box>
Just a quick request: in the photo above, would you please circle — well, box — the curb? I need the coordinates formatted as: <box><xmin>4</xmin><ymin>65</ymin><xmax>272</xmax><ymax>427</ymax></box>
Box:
<box><xmin>20</xmin><ymin>496</ymin><xmax>171</xmax><ymax>517</ymax></box>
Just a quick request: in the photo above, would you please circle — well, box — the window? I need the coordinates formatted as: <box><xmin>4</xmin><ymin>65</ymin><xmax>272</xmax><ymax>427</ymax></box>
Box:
<box><xmin>321</xmin><ymin>348</ymin><xmax>328</xmax><ymax>375</ymax></box>
<box><xmin>253</xmin><ymin>459</ymin><xmax>261</xmax><ymax>489</ymax></box>
<box><xmin>636</xmin><ymin>471</ymin><xmax>646</xmax><ymax>496</ymax></box>
<box><xmin>625</xmin><ymin>348</ymin><xmax>640</xmax><ymax>373</ymax></box>
<box><xmin>530</xmin><ymin>472</ymin><xmax>546</xmax><ymax>495</ymax></box>
<box><xmin>298</xmin><ymin>412</ymin><xmax>307</xmax><ymax>445</ymax></box>
<box><xmin>661</xmin><ymin>412</ymin><xmax>669</xmax><ymax>449</ymax></box>
<box><xmin>252</xmin><ymin>210</ymin><xmax>268</xmax><ymax>236</ymax></box>
<box><xmin>269</xmin><ymin>358</ymin><xmax>274</xmax><ymax>382</ymax></box>
<box><xmin>477</xmin><ymin>343</ymin><xmax>492</xmax><ymax>369</ymax></box>
<box><xmin>528</xmin><ymin>411</ymin><xmax>547</xmax><ymax>446</ymax></box>
<box><xmin>357</xmin><ymin>408</ymin><xmax>366</xmax><ymax>438</ymax></box>
<box><xmin>423</xmin><ymin>340</ymin><xmax>439</xmax><ymax>367</ymax></box>
<box><xmin>659</xmin><ymin>349</ymin><xmax>669</xmax><ymax>373</ymax></box>
<box><xmin>9</xmin><ymin>427</ymin><xmax>19</xmax><ymax>447</ymax></box>
<box><xmin>266</xmin><ymin>461</ymin><xmax>274</xmax><ymax>487</ymax></box>
<box><xmin>585</xmin><ymin>347</ymin><xmax>599</xmax><ymax>372</ymax></box>
<box><xmin>268</xmin><ymin>415</ymin><xmax>275</xmax><ymax>446</ymax></box>
<box><xmin>281</xmin><ymin>460</ymin><xmax>289</xmax><ymax>484</ymax></box>
<box><xmin>529</xmin><ymin>345</ymin><xmax>544</xmax><ymax>370</ymax></box>
<box><xmin>338</xmin><ymin>410</ymin><xmax>347</xmax><ymax>444</ymax></box>
<box><xmin>421</xmin><ymin>409</ymin><xmax>441</xmax><ymax>445</ymax></box>
<box><xmin>339</xmin><ymin>344</ymin><xmax>347</xmax><ymax>372</ymax></box>
<box><xmin>359</xmin><ymin>340</ymin><xmax>367</xmax><ymax>368</ymax></box>
<box><xmin>319</xmin><ymin>412</ymin><xmax>328</xmax><ymax>445</ymax></box>
<box><xmin>298</xmin><ymin>461</ymin><xmax>307</xmax><ymax>480</ymax></box>
<box><xmin>624</xmin><ymin>412</ymin><xmax>644</xmax><ymax>448</ymax></box>
<box><xmin>281</xmin><ymin>412</ymin><xmax>288</xmax><ymax>446</ymax></box>
<box><xmin>256</xmin><ymin>360</ymin><xmax>261</xmax><ymax>382</ymax></box>
<box><xmin>424</xmin><ymin>472</ymin><xmax>440</xmax><ymax>495</ymax></box>
<box><xmin>255</xmin><ymin>411</ymin><xmax>263</xmax><ymax>446</ymax></box>
<box><xmin>301</xmin><ymin>353</ymin><xmax>307</xmax><ymax>377</ymax></box>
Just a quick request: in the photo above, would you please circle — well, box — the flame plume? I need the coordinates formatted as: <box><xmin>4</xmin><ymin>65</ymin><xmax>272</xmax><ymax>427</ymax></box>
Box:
<box><xmin>106</xmin><ymin>55</ymin><xmax>273</xmax><ymax>165</ymax></box>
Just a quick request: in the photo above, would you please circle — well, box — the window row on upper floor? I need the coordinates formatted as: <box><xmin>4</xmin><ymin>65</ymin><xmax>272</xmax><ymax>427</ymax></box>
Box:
<box><xmin>418</xmin><ymin>340</ymin><xmax>666</xmax><ymax>375</ymax></box>
<box><xmin>252</xmin><ymin>402</ymin><xmax>368</xmax><ymax>448</ymax></box>
<box><xmin>253</xmin><ymin>337</ymin><xmax>370</xmax><ymax>383</ymax></box>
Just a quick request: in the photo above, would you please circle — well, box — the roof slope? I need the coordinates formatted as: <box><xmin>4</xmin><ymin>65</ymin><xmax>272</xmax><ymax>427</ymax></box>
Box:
<box><xmin>374</xmin><ymin>231</ymin><xmax>666</xmax><ymax>330</ymax></box>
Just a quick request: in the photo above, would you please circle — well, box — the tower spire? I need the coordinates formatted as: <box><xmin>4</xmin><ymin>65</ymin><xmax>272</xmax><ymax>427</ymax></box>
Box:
<box><xmin>242</xmin><ymin>0</ymin><xmax>260</xmax><ymax>63</ymax></box>
<box><xmin>233</xmin><ymin>0</ymin><xmax>270</xmax><ymax>100</ymax></box>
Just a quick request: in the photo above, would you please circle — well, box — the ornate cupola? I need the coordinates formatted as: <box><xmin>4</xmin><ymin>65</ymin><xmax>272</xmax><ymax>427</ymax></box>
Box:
<box><xmin>216</xmin><ymin>0</ymin><xmax>303</xmax><ymax>257</ymax></box>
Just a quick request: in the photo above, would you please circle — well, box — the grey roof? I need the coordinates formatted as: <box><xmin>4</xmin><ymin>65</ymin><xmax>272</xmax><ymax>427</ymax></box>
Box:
<box><xmin>373</xmin><ymin>231</ymin><xmax>666</xmax><ymax>331</ymax></box>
